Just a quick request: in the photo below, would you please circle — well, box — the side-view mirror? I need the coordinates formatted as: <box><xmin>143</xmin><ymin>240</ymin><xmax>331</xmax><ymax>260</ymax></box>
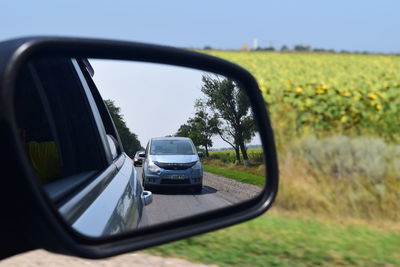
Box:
<box><xmin>141</xmin><ymin>190</ymin><xmax>153</xmax><ymax>206</ymax></box>
<box><xmin>0</xmin><ymin>37</ymin><xmax>278</xmax><ymax>259</ymax></box>
<box><xmin>106</xmin><ymin>134</ymin><xmax>119</xmax><ymax>160</ymax></box>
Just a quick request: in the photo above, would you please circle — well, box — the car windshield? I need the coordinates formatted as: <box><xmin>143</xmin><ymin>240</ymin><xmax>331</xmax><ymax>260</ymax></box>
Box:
<box><xmin>150</xmin><ymin>140</ymin><xmax>195</xmax><ymax>155</ymax></box>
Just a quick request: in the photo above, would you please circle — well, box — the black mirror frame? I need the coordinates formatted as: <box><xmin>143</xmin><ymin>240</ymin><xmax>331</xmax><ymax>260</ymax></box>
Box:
<box><xmin>0</xmin><ymin>37</ymin><xmax>279</xmax><ymax>259</ymax></box>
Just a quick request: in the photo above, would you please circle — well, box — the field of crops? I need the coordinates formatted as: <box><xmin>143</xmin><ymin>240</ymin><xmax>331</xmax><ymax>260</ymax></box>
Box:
<box><xmin>201</xmin><ymin>51</ymin><xmax>400</xmax><ymax>222</ymax></box>
<box><xmin>204</xmin><ymin>51</ymin><xmax>400</xmax><ymax>144</ymax></box>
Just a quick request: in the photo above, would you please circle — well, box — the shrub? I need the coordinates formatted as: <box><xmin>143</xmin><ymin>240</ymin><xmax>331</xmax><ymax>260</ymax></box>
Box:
<box><xmin>291</xmin><ymin>135</ymin><xmax>400</xmax><ymax>182</ymax></box>
<box><xmin>277</xmin><ymin>135</ymin><xmax>400</xmax><ymax>220</ymax></box>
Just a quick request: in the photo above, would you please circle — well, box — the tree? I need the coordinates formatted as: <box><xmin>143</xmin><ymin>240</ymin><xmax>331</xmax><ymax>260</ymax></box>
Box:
<box><xmin>280</xmin><ymin>45</ymin><xmax>290</xmax><ymax>52</ymax></box>
<box><xmin>176</xmin><ymin>107</ymin><xmax>218</xmax><ymax>157</ymax></box>
<box><xmin>199</xmin><ymin>75</ymin><xmax>256</xmax><ymax>165</ymax></box>
<box><xmin>104</xmin><ymin>99</ymin><xmax>142</xmax><ymax>158</ymax></box>
<box><xmin>294</xmin><ymin>44</ymin><xmax>311</xmax><ymax>52</ymax></box>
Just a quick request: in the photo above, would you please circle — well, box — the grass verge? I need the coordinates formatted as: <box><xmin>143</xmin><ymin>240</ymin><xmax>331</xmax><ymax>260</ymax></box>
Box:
<box><xmin>203</xmin><ymin>164</ymin><xmax>264</xmax><ymax>187</ymax></box>
<box><xmin>146</xmin><ymin>213</ymin><xmax>400</xmax><ymax>267</ymax></box>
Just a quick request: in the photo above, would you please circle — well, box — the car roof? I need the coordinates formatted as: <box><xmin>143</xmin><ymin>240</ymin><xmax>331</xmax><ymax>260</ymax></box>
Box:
<box><xmin>151</xmin><ymin>137</ymin><xmax>191</xmax><ymax>142</ymax></box>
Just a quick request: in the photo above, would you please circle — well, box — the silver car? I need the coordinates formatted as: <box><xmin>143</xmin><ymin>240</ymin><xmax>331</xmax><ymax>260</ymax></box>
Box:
<box><xmin>142</xmin><ymin>137</ymin><xmax>203</xmax><ymax>192</ymax></box>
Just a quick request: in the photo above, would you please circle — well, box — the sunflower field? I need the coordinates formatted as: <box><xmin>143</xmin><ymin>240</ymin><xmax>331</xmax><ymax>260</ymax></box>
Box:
<box><xmin>204</xmin><ymin>51</ymin><xmax>400</xmax><ymax>145</ymax></box>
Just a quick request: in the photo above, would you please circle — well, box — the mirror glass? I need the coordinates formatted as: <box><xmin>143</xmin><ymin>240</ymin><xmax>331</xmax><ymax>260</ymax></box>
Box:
<box><xmin>14</xmin><ymin>57</ymin><xmax>265</xmax><ymax>237</ymax></box>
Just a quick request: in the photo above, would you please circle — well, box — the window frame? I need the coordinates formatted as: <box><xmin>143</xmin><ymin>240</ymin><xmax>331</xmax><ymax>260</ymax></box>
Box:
<box><xmin>75</xmin><ymin>58</ymin><xmax>124</xmax><ymax>158</ymax></box>
<box><xmin>22</xmin><ymin>57</ymin><xmax>119</xmax><ymax>204</ymax></box>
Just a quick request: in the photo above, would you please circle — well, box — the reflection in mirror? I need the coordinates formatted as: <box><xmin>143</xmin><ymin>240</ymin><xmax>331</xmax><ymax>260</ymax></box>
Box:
<box><xmin>14</xmin><ymin>57</ymin><xmax>264</xmax><ymax>237</ymax></box>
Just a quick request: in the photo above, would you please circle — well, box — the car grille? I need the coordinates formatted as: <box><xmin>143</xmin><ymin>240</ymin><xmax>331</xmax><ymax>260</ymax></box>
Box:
<box><xmin>161</xmin><ymin>179</ymin><xmax>191</xmax><ymax>184</ymax></box>
<box><xmin>155</xmin><ymin>161</ymin><xmax>197</xmax><ymax>170</ymax></box>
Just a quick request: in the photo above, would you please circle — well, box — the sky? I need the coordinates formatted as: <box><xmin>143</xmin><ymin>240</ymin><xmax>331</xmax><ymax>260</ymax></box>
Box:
<box><xmin>90</xmin><ymin>60</ymin><xmax>205</xmax><ymax>147</ymax></box>
<box><xmin>1</xmin><ymin>1</ymin><xmax>399</xmax><ymax>53</ymax></box>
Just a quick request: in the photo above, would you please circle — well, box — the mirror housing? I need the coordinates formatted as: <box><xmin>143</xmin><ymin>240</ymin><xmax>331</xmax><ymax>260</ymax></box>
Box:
<box><xmin>197</xmin><ymin>152</ymin><xmax>204</xmax><ymax>157</ymax></box>
<box><xmin>0</xmin><ymin>37</ymin><xmax>278</xmax><ymax>259</ymax></box>
<box><xmin>138</xmin><ymin>152</ymin><xmax>146</xmax><ymax>158</ymax></box>
<box><xmin>141</xmin><ymin>191</ymin><xmax>153</xmax><ymax>206</ymax></box>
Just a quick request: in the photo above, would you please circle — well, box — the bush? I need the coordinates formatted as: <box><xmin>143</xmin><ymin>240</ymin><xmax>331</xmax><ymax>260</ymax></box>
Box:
<box><xmin>291</xmin><ymin>135</ymin><xmax>400</xmax><ymax>181</ymax></box>
<box><xmin>276</xmin><ymin>135</ymin><xmax>400</xmax><ymax>220</ymax></box>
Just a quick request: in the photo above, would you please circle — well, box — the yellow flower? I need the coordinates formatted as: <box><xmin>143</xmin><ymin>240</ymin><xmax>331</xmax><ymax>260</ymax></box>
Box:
<box><xmin>295</xmin><ymin>87</ymin><xmax>303</xmax><ymax>93</ymax></box>
<box><xmin>342</xmin><ymin>92</ymin><xmax>351</xmax><ymax>97</ymax></box>
<box><xmin>341</xmin><ymin>116</ymin><xmax>348</xmax><ymax>123</ymax></box>
<box><xmin>376</xmin><ymin>104</ymin><xmax>382</xmax><ymax>110</ymax></box>
<box><xmin>367</xmin><ymin>92</ymin><xmax>378</xmax><ymax>99</ymax></box>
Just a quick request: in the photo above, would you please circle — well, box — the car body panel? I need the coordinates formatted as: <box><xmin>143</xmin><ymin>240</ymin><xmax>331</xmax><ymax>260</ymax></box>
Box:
<box><xmin>71</xmin><ymin>155</ymin><xmax>142</xmax><ymax>237</ymax></box>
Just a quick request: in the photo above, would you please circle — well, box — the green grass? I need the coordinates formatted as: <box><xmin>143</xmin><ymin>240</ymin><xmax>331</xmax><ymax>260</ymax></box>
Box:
<box><xmin>203</xmin><ymin>164</ymin><xmax>264</xmax><ymax>187</ymax></box>
<box><xmin>147</xmin><ymin>214</ymin><xmax>400</xmax><ymax>267</ymax></box>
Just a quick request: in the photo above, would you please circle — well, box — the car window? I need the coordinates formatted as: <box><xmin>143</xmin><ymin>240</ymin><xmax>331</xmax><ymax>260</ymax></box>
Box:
<box><xmin>150</xmin><ymin>140</ymin><xmax>195</xmax><ymax>155</ymax></box>
<box><xmin>14</xmin><ymin>58</ymin><xmax>108</xmax><ymax>184</ymax></box>
<box><xmin>76</xmin><ymin>59</ymin><xmax>122</xmax><ymax>158</ymax></box>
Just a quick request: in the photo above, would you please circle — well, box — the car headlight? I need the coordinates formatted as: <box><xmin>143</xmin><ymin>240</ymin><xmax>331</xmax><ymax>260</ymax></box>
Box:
<box><xmin>192</xmin><ymin>160</ymin><xmax>202</xmax><ymax>170</ymax></box>
<box><xmin>148</xmin><ymin>161</ymin><xmax>161</xmax><ymax>173</ymax></box>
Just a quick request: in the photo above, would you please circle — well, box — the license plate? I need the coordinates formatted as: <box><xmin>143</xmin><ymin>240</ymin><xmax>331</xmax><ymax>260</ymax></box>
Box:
<box><xmin>166</xmin><ymin>174</ymin><xmax>186</xmax><ymax>179</ymax></box>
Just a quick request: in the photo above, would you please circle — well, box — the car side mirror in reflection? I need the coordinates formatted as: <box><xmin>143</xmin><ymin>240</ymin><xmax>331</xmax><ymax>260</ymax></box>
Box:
<box><xmin>141</xmin><ymin>190</ymin><xmax>153</xmax><ymax>206</ymax></box>
<box><xmin>0</xmin><ymin>37</ymin><xmax>278</xmax><ymax>259</ymax></box>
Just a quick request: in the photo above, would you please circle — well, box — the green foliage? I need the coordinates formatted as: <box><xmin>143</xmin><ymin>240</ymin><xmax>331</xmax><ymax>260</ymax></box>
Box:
<box><xmin>294</xmin><ymin>44</ymin><xmax>312</xmax><ymax>52</ymax></box>
<box><xmin>104</xmin><ymin>99</ymin><xmax>142</xmax><ymax>157</ymax></box>
<box><xmin>209</xmin><ymin>149</ymin><xmax>264</xmax><ymax>163</ymax></box>
<box><xmin>176</xmin><ymin>109</ymin><xmax>218</xmax><ymax>156</ymax></box>
<box><xmin>200</xmin><ymin>75</ymin><xmax>256</xmax><ymax>163</ymax></box>
<box><xmin>203</xmin><ymin>164</ymin><xmax>264</xmax><ymax>187</ymax></box>
<box><xmin>291</xmin><ymin>135</ymin><xmax>400</xmax><ymax>181</ymax></box>
<box><xmin>148</xmin><ymin>214</ymin><xmax>400</xmax><ymax>266</ymax></box>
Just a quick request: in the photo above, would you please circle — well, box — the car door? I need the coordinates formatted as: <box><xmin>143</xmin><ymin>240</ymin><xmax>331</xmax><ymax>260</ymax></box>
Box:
<box><xmin>15</xmin><ymin>57</ymin><xmax>146</xmax><ymax>237</ymax></box>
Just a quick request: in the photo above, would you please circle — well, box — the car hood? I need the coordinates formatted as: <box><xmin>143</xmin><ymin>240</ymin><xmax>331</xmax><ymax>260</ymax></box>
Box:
<box><xmin>149</xmin><ymin>154</ymin><xmax>198</xmax><ymax>163</ymax></box>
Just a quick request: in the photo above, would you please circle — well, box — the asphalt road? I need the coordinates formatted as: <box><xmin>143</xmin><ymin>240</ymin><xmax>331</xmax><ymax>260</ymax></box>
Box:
<box><xmin>136</xmin><ymin>167</ymin><xmax>262</xmax><ymax>227</ymax></box>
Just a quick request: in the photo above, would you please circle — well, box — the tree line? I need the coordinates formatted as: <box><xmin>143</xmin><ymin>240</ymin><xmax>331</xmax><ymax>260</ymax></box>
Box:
<box><xmin>203</xmin><ymin>45</ymin><xmax>394</xmax><ymax>55</ymax></box>
<box><xmin>105</xmin><ymin>99</ymin><xmax>142</xmax><ymax>158</ymax></box>
<box><xmin>176</xmin><ymin>75</ymin><xmax>256</xmax><ymax>166</ymax></box>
